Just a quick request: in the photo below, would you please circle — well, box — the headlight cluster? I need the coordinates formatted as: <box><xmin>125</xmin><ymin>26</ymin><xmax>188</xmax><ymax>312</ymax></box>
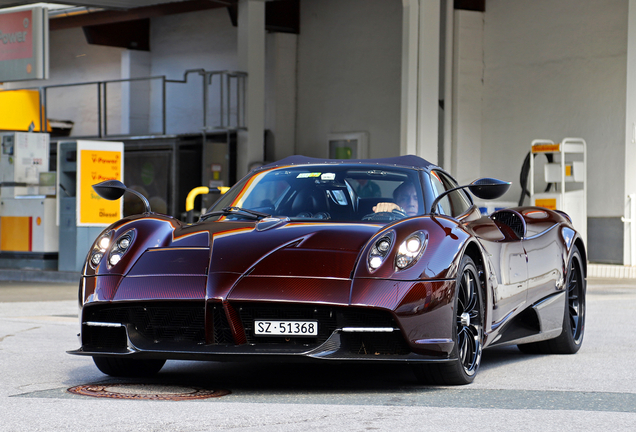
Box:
<box><xmin>89</xmin><ymin>231</ymin><xmax>113</xmax><ymax>269</ymax></box>
<box><xmin>367</xmin><ymin>232</ymin><xmax>395</xmax><ymax>272</ymax></box>
<box><xmin>395</xmin><ymin>231</ymin><xmax>428</xmax><ymax>270</ymax></box>
<box><xmin>107</xmin><ymin>230</ymin><xmax>135</xmax><ymax>267</ymax></box>
<box><xmin>88</xmin><ymin>229</ymin><xmax>135</xmax><ymax>270</ymax></box>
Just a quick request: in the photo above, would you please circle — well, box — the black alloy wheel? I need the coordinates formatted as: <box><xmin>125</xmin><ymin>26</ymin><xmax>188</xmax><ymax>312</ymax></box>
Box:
<box><xmin>565</xmin><ymin>247</ymin><xmax>585</xmax><ymax>345</ymax></box>
<box><xmin>412</xmin><ymin>255</ymin><xmax>483</xmax><ymax>385</ymax></box>
<box><xmin>456</xmin><ymin>258</ymin><xmax>483</xmax><ymax>377</ymax></box>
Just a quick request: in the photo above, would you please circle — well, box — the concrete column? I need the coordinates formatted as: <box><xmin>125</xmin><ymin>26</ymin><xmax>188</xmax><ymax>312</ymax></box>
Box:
<box><xmin>451</xmin><ymin>10</ymin><xmax>483</xmax><ymax>184</ymax></box>
<box><xmin>265</xmin><ymin>32</ymin><xmax>297</xmax><ymax>162</ymax></box>
<box><xmin>442</xmin><ymin>0</ymin><xmax>453</xmax><ymax>171</ymax></box>
<box><xmin>120</xmin><ymin>50</ymin><xmax>151</xmax><ymax>136</ymax></box>
<box><xmin>400</xmin><ymin>0</ymin><xmax>440</xmax><ymax>164</ymax></box>
<box><xmin>237</xmin><ymin>0</ymin><xmax>266</xmax><ymax>178</ymax></box>
<box><xmin>624</xmin><ymin>0</ymin><xmax>636</xmax><ymax>265</ymax></box>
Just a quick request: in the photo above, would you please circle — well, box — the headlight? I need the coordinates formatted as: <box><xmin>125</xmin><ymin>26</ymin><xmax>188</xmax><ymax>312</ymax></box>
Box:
<box><xmin>107</xmin><ymin>230</ymin><xmax>135</xmax><ymax>268</ymax></box>
<box><xmin>89</xmin><ymin>231</ymin><xmax>113</xmax><ymax>269</ymax></box>
<box><xmin>367</xmin><ymin>231</ymin><xmax>395</xmax><ymax>272</ymax></box>
<box><xmin>395</xmin><ymin>231</ymin><xmax>427</xmax><ymax>270</ymax></box>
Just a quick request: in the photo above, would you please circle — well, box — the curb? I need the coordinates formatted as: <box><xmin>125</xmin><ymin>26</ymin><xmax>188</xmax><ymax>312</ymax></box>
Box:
<box><xmin>0</xmin><ymin>269</ymin><xmax>81</xmax><ymax>284</ymax></box>
<box><xmin>587</xmin><ymin>264</ymin><xmax>636</xmax><ymax>279</ymax></box>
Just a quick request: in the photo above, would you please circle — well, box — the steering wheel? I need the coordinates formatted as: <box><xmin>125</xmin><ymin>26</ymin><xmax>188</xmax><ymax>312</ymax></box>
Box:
<box><xmin>362</xmin><ymin>209</ymin><xmax>407</xmax><ymax>221</ymax></box>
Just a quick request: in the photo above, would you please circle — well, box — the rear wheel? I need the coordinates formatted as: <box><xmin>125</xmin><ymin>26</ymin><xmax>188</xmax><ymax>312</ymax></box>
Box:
<box><xmin>413</xmin><ymin>256</ymin><xmax>483</xmax><ymax>385</ymax></box>
<box><xmin>518</xmin><ymin>245</ymin><xmax>585</xmax><ymax>354</ymax></box>
<box><xmin>92</xmin><ymin>356</ymin><xmax>166</xmax><ymax>377</ymax></box>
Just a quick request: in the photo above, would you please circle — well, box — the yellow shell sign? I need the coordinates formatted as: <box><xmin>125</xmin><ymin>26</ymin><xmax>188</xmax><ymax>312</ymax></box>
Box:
<box><xmin>77</xmin><ymin>141</ymin><xmax>124</xmax><ymax>226</ymax></box>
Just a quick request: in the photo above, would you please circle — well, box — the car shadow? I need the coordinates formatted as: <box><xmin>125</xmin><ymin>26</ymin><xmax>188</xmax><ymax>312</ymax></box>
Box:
<box><xmin>67</xmin><ymin>345</ymin><xmax>544</xmax><ymax>392</ymax></box>
<box><xmin>478</xmin><ymin>344</ymin><xmax>544</xmax><ymax>372</ymax></box>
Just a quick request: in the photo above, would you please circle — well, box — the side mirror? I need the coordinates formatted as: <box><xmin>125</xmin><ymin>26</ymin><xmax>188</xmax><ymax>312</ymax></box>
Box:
<box><xmin>430</xmin><ymin>178</ymin><xmax>511</xmax><ymax>214</ymax></box>
<box><xmin>92</xmin><ymin>180</ymin><xmax>152</xmax><ymax>214</ymax></box>
<box><xmin>466</xmin><ymin>178</ymin><xmax>511</xmax><ymax>200</ymax></box>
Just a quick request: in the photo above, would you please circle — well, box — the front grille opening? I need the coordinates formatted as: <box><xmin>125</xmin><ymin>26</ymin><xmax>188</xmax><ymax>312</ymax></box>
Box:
<box><xmin>82</xmin><ymin>325</ymin><xmax>127</xmax><ymax>352</ymax></box>
<box><xmin>82</xmin><ymin>303</ymin><xmax>206</xmax><ymax>348</ymax></box>
<box><xmin>341</xmin><ymin>332</ymin><xmax>411</xmax><ymax>356</ymax></box>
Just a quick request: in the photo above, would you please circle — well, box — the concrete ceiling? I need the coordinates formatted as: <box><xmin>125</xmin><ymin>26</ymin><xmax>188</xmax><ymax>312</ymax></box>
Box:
<box><xmin>0</xmin><ymin>0</ymin><xmax>213</xmax><ymax>11</ymax></box>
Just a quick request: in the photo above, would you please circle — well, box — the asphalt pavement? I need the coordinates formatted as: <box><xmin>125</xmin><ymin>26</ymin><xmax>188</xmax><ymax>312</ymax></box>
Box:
<box><xmin>1</xmin><ymin>277</ymin><xmax>635</xmax><ymax>431</ymax></box>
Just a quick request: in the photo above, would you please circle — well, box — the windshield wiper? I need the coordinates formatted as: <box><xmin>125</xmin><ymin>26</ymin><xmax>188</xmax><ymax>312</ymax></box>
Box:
<box><xmin>200</xmin><ymin>206</ymin><xmax>272</xmax><ymax>221</ymax></box>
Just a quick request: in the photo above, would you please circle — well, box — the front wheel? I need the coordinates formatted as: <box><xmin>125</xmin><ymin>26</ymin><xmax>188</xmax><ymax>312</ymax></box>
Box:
<box><xmin>413</xmin><ymin>255</ymin><xmax>484</xmax><ymax>385</ymax></box>
<box><xmin>93</xmin><ymin>356</ymin><xmax>166</xmax><ymax>377</ymax></box>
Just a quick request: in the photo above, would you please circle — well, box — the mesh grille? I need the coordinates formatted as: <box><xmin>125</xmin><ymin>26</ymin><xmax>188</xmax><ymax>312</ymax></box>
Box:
<box><xmin>492</xmin><ymin>210</ymin><xmax>525</xmax><ymax>238</ymax></box>
<box><xmin>210</xmin><ymin>303</ymin><xmax>234</xmax><ymax>344</ymax></box>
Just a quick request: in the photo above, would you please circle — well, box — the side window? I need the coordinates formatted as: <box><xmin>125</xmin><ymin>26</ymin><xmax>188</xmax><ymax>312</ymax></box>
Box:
<box><xmin>430</xmin><ymin>173</ymin><xmax>452</xmax><ymax>215</ymax></box>
<box><xmin>430</xmin><ymin>171</ymin><xmax>472</xmax><ymax>217</ymax></box>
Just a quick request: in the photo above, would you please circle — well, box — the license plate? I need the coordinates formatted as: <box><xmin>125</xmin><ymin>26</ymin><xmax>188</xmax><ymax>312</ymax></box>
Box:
<box><xmin>254</xmin><ymin>320</ymin><xmax>318</xmax><ymax>337</ymax></box>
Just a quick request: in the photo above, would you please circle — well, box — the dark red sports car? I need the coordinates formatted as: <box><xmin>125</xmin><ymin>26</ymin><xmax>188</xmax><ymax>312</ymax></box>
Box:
<box><xmin>69</xmin><ymin>155</ymin><xmax>586</xmax><ymax>385</ymax></box>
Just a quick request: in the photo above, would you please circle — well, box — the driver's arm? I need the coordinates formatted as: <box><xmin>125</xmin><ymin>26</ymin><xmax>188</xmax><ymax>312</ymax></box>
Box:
<box><xmin>373</xmin><ymin>202</ymin><xmax>402</xmax><ymax>213</ymax></box>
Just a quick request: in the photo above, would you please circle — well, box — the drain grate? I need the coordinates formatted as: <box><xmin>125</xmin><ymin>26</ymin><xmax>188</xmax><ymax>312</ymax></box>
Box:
<box><xmin>67</xmin><ymin>383</ymin><xmax>230</xmax><ymax>401</ymax></box>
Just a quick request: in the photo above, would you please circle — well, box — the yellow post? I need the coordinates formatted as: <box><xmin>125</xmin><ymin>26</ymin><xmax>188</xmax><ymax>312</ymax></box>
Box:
<box><xmin>185</xmin><ymin>186</ymin><xmax>229</xmax><ymax>223</ymax></box>
<box><xmin>186</xmin><ymin>187</ymin><xmax>210</xmax><ymax>212</ymax></box>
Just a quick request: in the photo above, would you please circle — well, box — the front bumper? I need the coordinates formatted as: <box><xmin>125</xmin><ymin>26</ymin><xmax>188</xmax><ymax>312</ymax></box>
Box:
<box><xmin>68</xmin><ymin>301</ymin><xmax>454</xmax><ymax>363</ymax></box>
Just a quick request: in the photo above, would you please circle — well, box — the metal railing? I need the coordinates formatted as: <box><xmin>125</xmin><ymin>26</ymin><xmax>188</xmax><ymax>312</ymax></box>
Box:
<box><xmin>3</xmin><ymin>69</ymin><xmax>247</xmax><ymax>138</ymax></box>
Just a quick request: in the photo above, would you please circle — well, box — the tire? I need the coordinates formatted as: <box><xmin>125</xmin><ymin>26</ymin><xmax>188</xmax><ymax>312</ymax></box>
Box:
<box><xmin>517</xmin><ymin>245</ymin><xmax>586</xmax><ymax>354</ymax></box>
<box><xmin>92</xmin><ymin>356</ymin><xmax>166</xmax><ymax>377</ymax></box>
<box><xmin>413</xmin><ymin>255</ymin><xmax>484</xmax><ymax>385</ymax></box>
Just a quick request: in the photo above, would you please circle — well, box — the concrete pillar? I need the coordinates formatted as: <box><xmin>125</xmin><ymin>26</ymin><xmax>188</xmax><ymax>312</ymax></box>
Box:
<box><xmin>237</xmin><ymin>0</ymin><xmax>266</xmax><ymax>178</ymax></box>
<box><xmin>451</xmin><ymin>10</ymin><xmax>483</xmax><ymax>185</ymax></box>
<box><xmin>400</xmin><ymin>0</ymin><xmax>440</xmax><ymax>164</ymax></box>
<box><xmin>265</xmin><ymin>32</ymin><xmax>297</xmax><ymax>162</ymax></box>
<box><xmin>120</xmin><ymin>50</ymin><xmax>151</xmax><ymax>136</ymax></box>
<box><xmin>442</xmin><ymin>0</ymin><xmax>453</xmax><ymax>171</ymax></box>
<box><xmin>624</xmin><ymin>0</ymin><xmax>636</xmax><ymax>265</ymax></box>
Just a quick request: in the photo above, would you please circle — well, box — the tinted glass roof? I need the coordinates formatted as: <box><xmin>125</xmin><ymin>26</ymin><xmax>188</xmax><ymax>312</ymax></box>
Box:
<box><xmin>261</xmin><ymin>155</ymin><xmax>436</xmax><ymax>171</ymax></box>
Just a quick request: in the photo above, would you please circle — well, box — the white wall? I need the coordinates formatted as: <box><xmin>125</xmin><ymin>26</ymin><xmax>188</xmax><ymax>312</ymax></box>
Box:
<box><xmin>295</xmin><ymin>0</ymin><xmax>403</xmax><ymax>159</ymax></box>
<box><xmin>149</xmin><ymin>8</ymin><xmax>238</xmax><ymax>135</ymax></box>
<box><xmin>480</xmin><ymin>0</ymin><xmax>628</xmax><ymax>217</ymax></box>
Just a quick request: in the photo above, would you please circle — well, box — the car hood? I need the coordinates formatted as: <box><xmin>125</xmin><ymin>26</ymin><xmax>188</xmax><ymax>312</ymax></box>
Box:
<box><xmin>200</xmin><ymin>220</ymin><xmax>380</xmax><ymax>278</ymax></box>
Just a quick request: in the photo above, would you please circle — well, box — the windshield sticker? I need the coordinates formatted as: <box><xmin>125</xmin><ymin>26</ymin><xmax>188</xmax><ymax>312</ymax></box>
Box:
<box><xmin>297</xmin><ymin>172</ymin><xmax>321</xmax><ymax>178</ymax></box>
<box><xmin>321</xmin><ymin>173</ymin><xmax>336</xmax><ymax>181</ymax></box>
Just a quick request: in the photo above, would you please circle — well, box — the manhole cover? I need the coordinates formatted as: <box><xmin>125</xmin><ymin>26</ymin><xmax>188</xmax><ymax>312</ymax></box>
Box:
<box><xmin>68</xmin><ymin>383</ymin><xmax>230</xmax><ymax>400</ymax></box>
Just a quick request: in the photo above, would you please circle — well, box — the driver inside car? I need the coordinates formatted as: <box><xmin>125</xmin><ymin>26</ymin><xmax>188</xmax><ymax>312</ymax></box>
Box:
<box><xmin>373</xmin><ymin>182</ymin><xmax>419</xmax><ymax>217</ymax></box>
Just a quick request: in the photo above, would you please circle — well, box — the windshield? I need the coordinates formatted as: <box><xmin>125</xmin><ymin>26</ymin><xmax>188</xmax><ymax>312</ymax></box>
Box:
<box><xmin>207</xmin><ymin>165</ymin><xmax>426</xmax><ymax>222</ymax></box>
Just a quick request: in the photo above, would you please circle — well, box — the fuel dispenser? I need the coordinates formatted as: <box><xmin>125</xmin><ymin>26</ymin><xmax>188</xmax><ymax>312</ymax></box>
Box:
<box><xmin>0</xmin><ymin>132</ymin><xmax>58</xmax><ymax>269</ymax></box>
<box><xmin>529</xmin><ymin>138</ymin><xmax>587</xmax><ymax>244</ymax></box>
